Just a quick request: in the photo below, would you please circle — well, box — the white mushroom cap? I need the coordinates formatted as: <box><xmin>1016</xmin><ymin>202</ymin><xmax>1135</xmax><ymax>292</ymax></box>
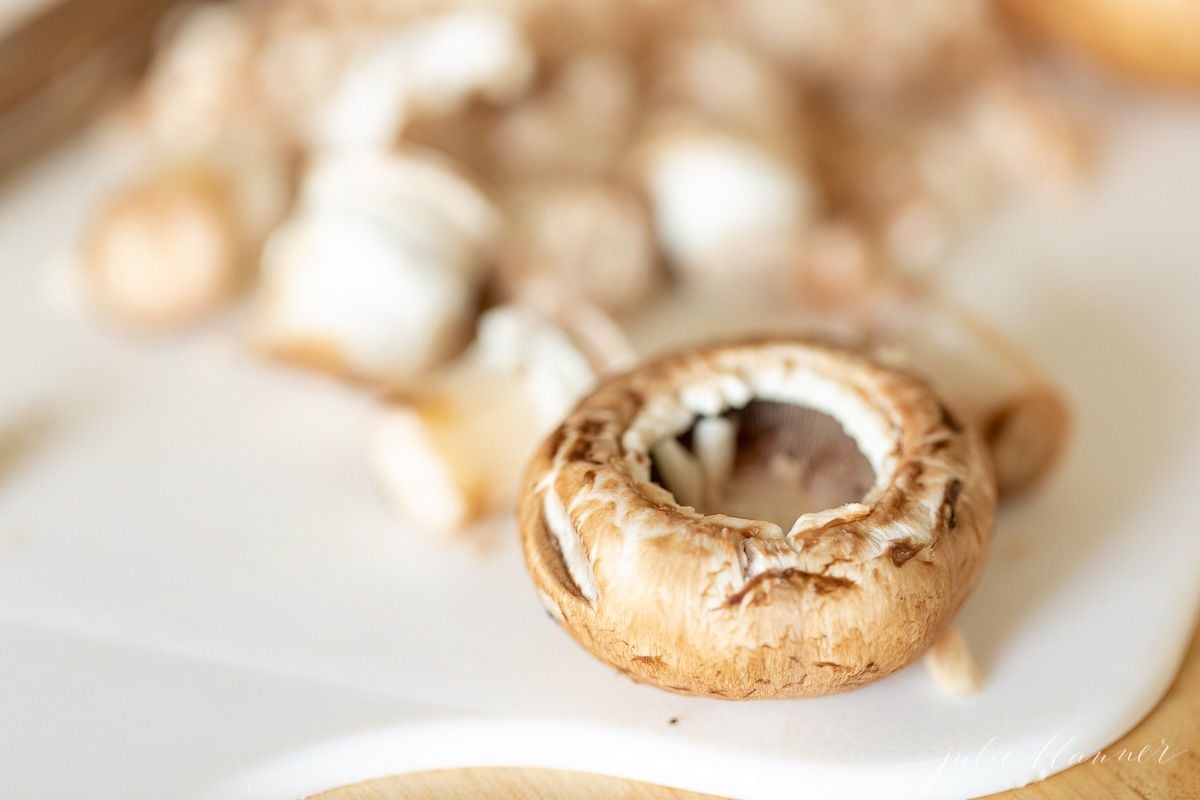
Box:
<box><xmin>316</xmin><ymin>10</ymin><xmax>534</xmax><ymax>150</ymax></box>
<box><xmin>636</xmin><ymin>124</ymin><xmax>817</xmax><ymax>285</ymax></box>
<box><xmin>370</xmin><ymin>304</ymin><xmax>626</xmax><ymax>534</ymax></box>
<box><xmin>252</xmin><ymin>149</ymin><xmax>497</xmax><ymax>383</ymax></box>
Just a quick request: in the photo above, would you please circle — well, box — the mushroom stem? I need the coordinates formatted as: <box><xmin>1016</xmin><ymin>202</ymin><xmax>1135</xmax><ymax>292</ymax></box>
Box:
<box><xmin>651</xmin><ymin>438</ymin><xmax>706</xmax><ymax>510</ymax></box>
<box><xmin>370</xmin><ymin>304</ymin><xmax>626</xmax><ymax>534</ymax></box>
<box><xmin>692</xmin><ymin>415</ymin><xmax>737</xmax><ymax>506</ymax></box>
<box><xmin>924</xmin><ymin>625</ymin><xmax>983</xmax><ymax>696</ymax></box>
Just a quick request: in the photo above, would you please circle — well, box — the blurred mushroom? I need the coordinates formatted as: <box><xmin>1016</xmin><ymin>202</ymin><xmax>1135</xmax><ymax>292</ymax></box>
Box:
<box><xmin>796</xmin><ymin>221</ymin><xmax>882</xmax><ymax>306</ymax></box>
<box><xmin>729</xmin><ymin>0</ymin><xmax>994</xmax><ymax>94</ymax></box>
<box><xmin>83</xmin><ymin>133</ymin><xmax>292</xmax><ymax>330</ymax></box>
<box><xmin>488</xmin><ymin>50</ymin><xmax>640</xmax><ymax>177</ymax></box>
<box><xmin>649</xmin><ymin>34</ymin><xmax>804</xmax><ymax>143</ymax></box>
<box><xmin>370</xmin><ymin>302</ymin><xmax>633</xmax><ymax>534</ymax></box>
<box><xmin>251</xmin><ymin>149</ymin><xmax>497</xmax><ymax>383</ymax></box>
<box><xmin>499</xmin><ymin>177</ymin><xmax>660</xmax><ymax>315</ymax></box>
<box><xmin>316</xmin><ymin>9</ymin><xmax>535</xmax><ymax>150</ymax></box>
<box><xmin>634</xmin><ymin>122</ymin><xmax>817</xmax><ymax>287</ymax></box>
<box><xmin>84</xmin><ymin>168</ymin><xmax>239</xmax><ymax>330</ymax></box>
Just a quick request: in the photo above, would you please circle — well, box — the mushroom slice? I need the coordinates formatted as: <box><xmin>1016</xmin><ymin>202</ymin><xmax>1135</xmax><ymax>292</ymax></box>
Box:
<box><xmin>649</xmin><ymin>34</ymin><xmax>803</xmax><ymax>144</ymax></box>
<box><xmin>488</xmin><ymin>51</ymin><xmax>639</xmax><ymax>178</ymax></box>
<box><xmin>634</xmin><ymin>122</ymin><xmax>817</xmax><ymax>287</ymax></box>
<box><xmin>82</xmin><ymin>128</ymin><xmax>292</xmax><ymax>332</ymax></box>
<box><xmin>251</xmin><ymin>149</ymin><xmax>497</xmax><ymax>384</ymax></box>
<box><xmin>371</xmin><ymin>303</ymin><xmax>630</xmax><ymax>535</ymax></box>
<box><xmin>499</xmin><ymin>177</ymin><xmax>660</xmax><ymax>315</ymax></box>
<box><xmin>519</xmin><ymin>338</ymin><xmax>997</xmax><ymax>698</ymax></box>
<box><xmin>316</xmin><ymin>10</ymin><xmax>534</xmax><ymax>150</ymax></box>
<box><xmin>83</xmin><ymin>165</ymin><xmax>242</xmax><ymax>330</ymax></box>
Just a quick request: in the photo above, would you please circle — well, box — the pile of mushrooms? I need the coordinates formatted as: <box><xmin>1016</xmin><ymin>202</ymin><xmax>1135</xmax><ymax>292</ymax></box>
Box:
<box><xmin>77</xmin><ymin>0</ymin><xmax>1082</xmax><ymax>697</ymax></box>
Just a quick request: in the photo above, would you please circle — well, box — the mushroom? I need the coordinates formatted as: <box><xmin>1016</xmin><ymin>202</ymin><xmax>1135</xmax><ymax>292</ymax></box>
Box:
<box><xmin>82</xmin><ymin>133</ymin><xmax>291</xmax><ymax>330</ymax></box>
<box><xmin>315</xmin><ymin>9</ymin><xmax>535</xmax><ymax>150</ymax></box>
<box><xmin>519</xmin><ymin>338</ymin><xmax>996</xmax><ymax>698</ymax></box>
<box><xmin>487</xmin><ymin>50</ymin><xmax>640</xmax><ymax>178</ymax></box>
<box><xmin>499</xmin><ymin>177</ymin><xmax>660</xmax><ymax>315</ymax></box>
<box><xmin>633</xmin><ymin>122</ymin><xmax>818</xmax><ymax>287</ymax></box>
<box><xmin>371</xmin><ymin>302</ymin><xmax>634</xmax><ymax>535</ymax></box>
<box><xmin>648</xmin><ymin>34</ymin><xmax>805</xmax><ymax>144</ymax></box>
<box><xmin>251</xmin><ymin>149</ymin><xmax>497</xmax><ymax>383</ymax></box>
<box><xmin>728</xmin><ymin>0</ymin><xmax>994</xmax><ymax>93</ymax></box>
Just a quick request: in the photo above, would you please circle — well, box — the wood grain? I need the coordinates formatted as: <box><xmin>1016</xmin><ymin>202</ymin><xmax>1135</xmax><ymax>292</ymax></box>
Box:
<box><xmin>0</xmin><ymin>0</ymin><xmax>180</xmax><ymax>178</ymax></box>
<box><xmin>314</xmin><ymin>625</ymin><xmax>1199</xmax><ymax>800</ymax></box>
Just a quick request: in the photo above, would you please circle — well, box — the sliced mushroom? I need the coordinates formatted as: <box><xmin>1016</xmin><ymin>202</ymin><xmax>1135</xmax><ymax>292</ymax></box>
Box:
<box><xmin>499</xmin><ymin>177</ymin><xmax>660</xmax><ymax>315</ymax></box>
<box><xmin>634</xmin><ymin>122</ymin><xmax>817</xmax><ymax>287</ymax></box>
<box><xmin>316</xmin><ymin>10</ymin><xmax>534</xmax><ymax>150</ymax></box>
<box><xmin>649</xmin><ymin>34</ymin><xmax>805</xmax><ymax>144</ymax></box>
<box><xmin>488</xmin><ymin>50</ymin><xmax>640</xmax><ymax>178</ymax></box>
<box><xmin>370</xmin><ymin>303</ymin><xmax>631</xmax><ymax>534</ymax></box>
<box><xmin>83</xmin><ymin>133</ymin><xmax>291</xmax><ymax>331</ymax></box>
<box><xmin>251</xmin><ymin>149</ymin><xmax>497</xmax><ymax>383</ymax></box>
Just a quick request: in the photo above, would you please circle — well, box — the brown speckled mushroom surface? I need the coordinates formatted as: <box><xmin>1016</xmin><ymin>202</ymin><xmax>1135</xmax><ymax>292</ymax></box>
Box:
<box><xmin>518</xmin><ymin>338</ymin><xmax>997</xmax><ymax>699</ymax></box>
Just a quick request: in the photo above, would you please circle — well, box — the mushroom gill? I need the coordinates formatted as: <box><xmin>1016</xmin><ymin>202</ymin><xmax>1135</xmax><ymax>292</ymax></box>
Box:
<box><xmin>649</xmin><ymin>399</ymin><xmax>876</xmax><ymax>530</ymax></box>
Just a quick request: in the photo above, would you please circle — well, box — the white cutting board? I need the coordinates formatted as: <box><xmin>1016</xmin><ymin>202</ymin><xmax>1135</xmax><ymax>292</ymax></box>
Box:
<box><xmin>1</xmin><ymin>91</ymin><xmax>1199</xmax><ymax>800</ymax></box>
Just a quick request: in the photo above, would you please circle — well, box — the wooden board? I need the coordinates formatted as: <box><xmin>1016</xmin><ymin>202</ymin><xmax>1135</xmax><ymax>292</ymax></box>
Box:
<box><xmin>315</xmin><ymin>625</ymin><xmax>1199</xmax><ymax>800</ymax></box>
<box><xmin>0</xmin><ymin>0</ymin><xmax>180</xmax><ymax>178</ymax></box>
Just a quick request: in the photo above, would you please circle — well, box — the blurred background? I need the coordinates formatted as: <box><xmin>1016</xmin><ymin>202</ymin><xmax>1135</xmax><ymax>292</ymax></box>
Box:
<box><xmin>1</xmin><ymin>0</ymin><xmax>1121</xmax><ymax>525</ymax></box>
<box><xmin>2</xmin><ymin>1</ymin><xmax>1200</xmax><ymax>798</ymax></box>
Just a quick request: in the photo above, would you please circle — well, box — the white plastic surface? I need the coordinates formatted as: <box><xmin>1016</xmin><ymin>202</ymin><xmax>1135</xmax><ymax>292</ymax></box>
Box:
<box><xmin>1</xmin><ymin>97</ymin><xmax>1199</xmax><ymax>800</ymax></box>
